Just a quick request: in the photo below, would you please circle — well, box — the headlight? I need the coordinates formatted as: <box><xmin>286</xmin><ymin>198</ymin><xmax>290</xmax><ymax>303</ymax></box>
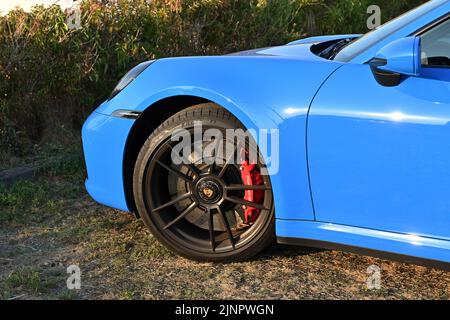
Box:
<box><xmin>108</xmin><ymin>60</ymin><xmax>155</xmax><ymax>100</ymax></box>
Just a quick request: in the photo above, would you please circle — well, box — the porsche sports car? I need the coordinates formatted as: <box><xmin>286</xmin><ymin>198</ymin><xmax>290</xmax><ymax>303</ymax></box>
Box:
<box><xmin>82</xmin><ymin>0</ymin><xmax>450</xmax><ymax>267</ymax></box>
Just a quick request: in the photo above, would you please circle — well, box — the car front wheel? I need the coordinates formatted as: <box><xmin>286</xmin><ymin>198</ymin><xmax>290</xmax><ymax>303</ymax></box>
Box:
<box><xmin>133</xmin><ymin>103</ymin><xmax>275</xmax><ymax>262</ymax></box>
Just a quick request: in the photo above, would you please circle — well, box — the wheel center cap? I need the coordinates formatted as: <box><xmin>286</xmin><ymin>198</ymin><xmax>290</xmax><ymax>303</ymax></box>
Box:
<box><xmin>196</xmin><ymin>179</ymin><xmax>222</xmax><ymax>204</ymax></box>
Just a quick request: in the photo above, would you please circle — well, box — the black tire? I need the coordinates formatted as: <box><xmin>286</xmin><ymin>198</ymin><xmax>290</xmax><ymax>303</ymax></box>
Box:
<box><xmin>133</xmin><ymin>103</ymin><xmax>275</xmax><ymax>262</ymax></box>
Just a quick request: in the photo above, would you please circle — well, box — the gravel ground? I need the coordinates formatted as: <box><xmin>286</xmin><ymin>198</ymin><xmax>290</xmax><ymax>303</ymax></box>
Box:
<box><xmin>0</xmin><ymin>168</ymin><xmax>449</xmax><ymax>300</ymax></box>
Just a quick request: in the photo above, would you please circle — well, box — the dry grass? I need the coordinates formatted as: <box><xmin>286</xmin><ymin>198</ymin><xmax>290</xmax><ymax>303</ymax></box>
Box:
<box><xmin>0</xmin><ymin>153</ymin><xmax>449</xmax><ymax>300</ymax></box>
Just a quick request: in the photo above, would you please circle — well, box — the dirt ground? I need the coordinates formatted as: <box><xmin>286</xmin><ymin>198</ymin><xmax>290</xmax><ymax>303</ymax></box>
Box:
<box><xmin>0</xmin><ymin>154</ymin><xmax>449</xmax><ymax>300</ymax></box>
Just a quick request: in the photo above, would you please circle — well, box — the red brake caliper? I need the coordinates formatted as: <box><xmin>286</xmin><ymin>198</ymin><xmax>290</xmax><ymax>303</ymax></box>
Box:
<box><xmin>239</xmin><ymin>158</ymin><xmax>264</xmax><ymax>223</ymax></box>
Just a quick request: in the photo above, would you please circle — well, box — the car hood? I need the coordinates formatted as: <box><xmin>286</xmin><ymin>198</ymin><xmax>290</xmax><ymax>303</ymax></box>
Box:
<box><xmin>228</xmin><ymin>34</ymin><xmax>361</xmax><ymax>61</ymax></box>
<box><xmin>228</xmin><ymin>43</ymin><xmax>321</xmax><ymax>61</ymax></box>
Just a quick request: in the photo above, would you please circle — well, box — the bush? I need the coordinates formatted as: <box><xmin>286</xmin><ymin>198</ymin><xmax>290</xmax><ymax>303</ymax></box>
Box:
<box><xmin>0</xmin><ymin>0</ymin><xmax>425</xmax><ymax>156</ymax></box>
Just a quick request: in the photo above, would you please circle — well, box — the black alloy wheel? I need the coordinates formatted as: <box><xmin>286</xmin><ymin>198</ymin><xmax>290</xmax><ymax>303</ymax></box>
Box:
<box><xmin>133</xmin><ymin>104</ymin><xmax>275</xmax><ymax>262</ymax></box>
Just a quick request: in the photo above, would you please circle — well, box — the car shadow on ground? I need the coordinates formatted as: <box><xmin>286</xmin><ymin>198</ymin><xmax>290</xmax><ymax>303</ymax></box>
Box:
<box><xmin>256</xmin><ymin>243</ymin><xmax>325</xmax><ymax>261</ymax></box>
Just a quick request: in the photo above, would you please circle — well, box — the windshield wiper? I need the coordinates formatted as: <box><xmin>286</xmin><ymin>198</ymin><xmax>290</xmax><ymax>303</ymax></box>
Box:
<box><xmin>319</xmin><ymin>39</ymin><xmax>353</xmax><ymax>60</ymax></box>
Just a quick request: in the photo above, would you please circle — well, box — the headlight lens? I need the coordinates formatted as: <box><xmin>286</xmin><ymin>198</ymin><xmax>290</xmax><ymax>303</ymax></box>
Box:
<box><xmin>108</xmin><ymin>60</ymin><xmax>155</xmax><ymax>100</ymax></box>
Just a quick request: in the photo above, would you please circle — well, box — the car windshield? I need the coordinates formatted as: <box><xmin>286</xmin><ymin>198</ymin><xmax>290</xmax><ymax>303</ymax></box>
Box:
<box><xmin>334</xmin><ymin>0</ymin><xmax>448</xmax><ymax>62</ymax></box>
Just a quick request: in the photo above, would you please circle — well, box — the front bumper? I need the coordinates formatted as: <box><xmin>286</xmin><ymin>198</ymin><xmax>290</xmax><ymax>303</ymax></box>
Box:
<box><xmin>81</xmin><ymin>111</ymin><xmax>135</xmax><ymax>212</ymax></box>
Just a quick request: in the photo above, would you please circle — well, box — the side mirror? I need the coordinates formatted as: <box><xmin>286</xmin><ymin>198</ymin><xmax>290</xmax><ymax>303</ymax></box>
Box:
<box><xmin>369</xmin><ymin>37</ymin><xmax>421</xmax><ymax>87</ymax></box>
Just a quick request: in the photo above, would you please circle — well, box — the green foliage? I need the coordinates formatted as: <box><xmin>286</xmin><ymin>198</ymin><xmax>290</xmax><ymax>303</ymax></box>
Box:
<box><xmin>0</xmin><ymin>0</ymin><xmax>425</xmax><ymax>155</ymax></box>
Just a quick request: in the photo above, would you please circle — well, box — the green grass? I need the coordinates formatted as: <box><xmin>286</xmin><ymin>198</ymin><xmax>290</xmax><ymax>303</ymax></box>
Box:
<box><xmin>0</xmin><ymin>267</ymin><xmax>63</xmax><ymax>299</ymax></box>
<box><xmin>0</xmin><ymin>178</ymin><xmax>80</xmax><ymax>227</ymax></box>
<box><xmin>0</xmin><ymin>147</ymin><xmax>90</xmax><ymax>300</ymax></box>
<box><xmin>118</xmin><ymin>290</ymin><xmax>135</xmax><ymax>300</ymax></box>
<box><xmin>0</xmin><ymin>144</ymin><xmax>85</xmax><ymax>227</ymax></box>
<box><xmin>0</xmin><ymin>181</ymin><xmax>56</xmax><ymax>226</ymax></box>
<box><xmin>1</xmin><ymin>144</ymin><xmax>449</xmax><ymax>300</ymax></box>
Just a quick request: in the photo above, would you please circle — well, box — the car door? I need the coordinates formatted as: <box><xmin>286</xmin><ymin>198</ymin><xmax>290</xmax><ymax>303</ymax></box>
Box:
<box><xmin>307</xmin><ymin>18</ymin><xmax>450</xmax><ymax>240</ymax></box>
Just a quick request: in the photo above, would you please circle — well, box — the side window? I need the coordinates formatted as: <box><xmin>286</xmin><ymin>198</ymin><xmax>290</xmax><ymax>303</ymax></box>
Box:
<box><xmin>421</xmin><ymin>18</ymin><xmax>450</xmax><ymax>68</ymax></box>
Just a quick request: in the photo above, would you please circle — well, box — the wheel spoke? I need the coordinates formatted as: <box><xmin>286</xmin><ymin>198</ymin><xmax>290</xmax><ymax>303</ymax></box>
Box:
<box><xmin>207</xmin><ymin>208</ymin><xmax>215</xmax><ymax>252</ymax></box>
<box><xmin>225</xmin><ymin>196</ymin><xmax>268</xmax><ymax>210</ymax></box>
<box><xmin>167</xmin><ymin>144</ymin><xmax>201</xmax><ymax>176</ymax></box>
<box><xmin>207</xmin><ymin>138</ymin><xmax>222</xmax><ymax>174</ymax></box>
<box><xmin>217</xmin><ymin>206</ymin><xmax>235</xmax><ymax>249</ymax></box>
<box><xmin>155</xmin><ymin>160</ymin><xmax>192</xmax><ymax>182</ymax></box>
<box><xmin>225</xmin><ymin>184</ymin><xmax>270</xmax><ymax>191</ymax></box>
<box><xmin>218</xmin><ymin>142</ymin><xmax>240</xmax><ymax>178</ymax></box>
<box><xmin>207</xmin><ymin>160</ymin><xmax>216</xmax><ymax>175</ymax></box>
<box><xmin>152</xmin><ymin>193</ymin><xmax>191</xmax><ymax>212</ymax></box>
<box><xmin>163</xmin><ymin>201</ymin><xmax>198</xmax><ymax>230</ymax></box>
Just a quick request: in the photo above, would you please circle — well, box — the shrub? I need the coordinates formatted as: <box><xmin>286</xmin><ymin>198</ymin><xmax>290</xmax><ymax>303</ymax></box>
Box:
<box><xmin>0</xmin><ymin>0</ymin><xmax>425</xmax><ymax>156</ymax></box>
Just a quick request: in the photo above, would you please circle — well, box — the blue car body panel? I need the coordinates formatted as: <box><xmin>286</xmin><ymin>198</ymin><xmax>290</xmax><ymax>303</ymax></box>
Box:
<box><xmin>82</xmin><ymin>1</ymin><xmax>450</xmax><ymax>264</ymax></box>
<box><xmin>308</xmin><ymin>63</ymin><xmax>450</xmax><ymax>241</ymax></box>
<box><xmin>276</xmin><ymin>219</ymin><xmax>450</xmax><ymax>263</ymax></box>
<box><xmin>82</xmin><ymin>112</ymin><xmax>135</xmax><ymax>211</ymax></box>
<box><xmin>87</xmin><ymin>53</ymin><xmax>344</xmax><ymax>221</ymax></box>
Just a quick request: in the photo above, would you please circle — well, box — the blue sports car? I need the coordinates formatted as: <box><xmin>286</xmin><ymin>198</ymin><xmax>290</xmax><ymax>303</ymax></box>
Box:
<box><xmin>82</xmin><ymin>0</ymin><xmax>450</xmax><ymax>267</ymax></box>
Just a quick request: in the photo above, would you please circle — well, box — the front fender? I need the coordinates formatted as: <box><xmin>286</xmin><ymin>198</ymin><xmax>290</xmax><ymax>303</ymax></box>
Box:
<box><xmin>89</xmin><ymin>56</ymin><xmax>342</xmax><ymax>220</ymax></box>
